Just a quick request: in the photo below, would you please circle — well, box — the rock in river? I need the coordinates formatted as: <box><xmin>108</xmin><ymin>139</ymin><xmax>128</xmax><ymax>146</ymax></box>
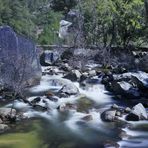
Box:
<box><xmin>63</xmin><ymin>70</ymin><xmax>81</xmax><ymax>82</ymax></box>
<box><xmin>81</xmin><ymin>115</ymin><xmax>93</xmax><ymax>122</ymax></box>
<box><xmin>101</xmin><ymin>109</ymin><xmax>117</xmax><ymax>122</ymax></box>
<box><xmin>48</xmin><ymin>78</ymin><xmax>79</xmax><ymax>96</ymax></box>
<box><xmin>126</xmin><ymin>103</ymin><xmax>148</xmax><ymax>121</ymax></box>
<box><xmin>0</xmin><ymin>108</ymin><xmax>16</xmax><ymax>118</ymax></box>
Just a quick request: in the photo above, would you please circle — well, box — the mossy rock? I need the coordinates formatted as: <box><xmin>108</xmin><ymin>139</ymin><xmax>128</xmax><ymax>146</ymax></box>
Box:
<box><xmin>77</xmin><ymin>97</ymin><xmax>94</xmax><ymax>112</ymax></box>
<box><xmin>0</xmin><ymin>121</ymin><xmax>47</xmax><ymax>148</ymax></box>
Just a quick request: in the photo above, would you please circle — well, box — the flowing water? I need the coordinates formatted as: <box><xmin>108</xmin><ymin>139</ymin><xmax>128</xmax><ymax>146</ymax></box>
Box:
<box><xmin>0</xmin><ymin>66</ymin><xmax>148</xmax><ymax>148</ymax></box>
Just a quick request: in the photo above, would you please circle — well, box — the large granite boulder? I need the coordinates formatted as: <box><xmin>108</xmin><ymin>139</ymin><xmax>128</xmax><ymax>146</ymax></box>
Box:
<box><xmin>0</xmin><ymin>26</ymin><xmax>42</xmax><ymax>88</ymax></box>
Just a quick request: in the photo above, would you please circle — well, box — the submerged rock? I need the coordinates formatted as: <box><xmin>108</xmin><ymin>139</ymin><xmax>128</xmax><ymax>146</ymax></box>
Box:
<box><xmin>46</xmin><ymin>96</ymin><xmax>59</xmax><ymax>102</ymax></box>
<box><xmin>33</xmin><ymin>104</ymin><xmax>48</xmax><ymax>112</ymax></box>
<box><xmin>0</xmin><ymin>26</ymin><xmax>42</xmax><ymax>87</ymax></box>
<box><xmin>81</xmin><ymin>115</ymin><xmax>93</xmax><ymax>122</ymax></box>
<box><xmin>30</xmin><ymin>97</ymin><xmax>41</xmax><ymax>105</ymax></box>
<box><xmin>77</xmin><ymin>97</ymin><xmax>94</xmax><ymax>112</ymax></box>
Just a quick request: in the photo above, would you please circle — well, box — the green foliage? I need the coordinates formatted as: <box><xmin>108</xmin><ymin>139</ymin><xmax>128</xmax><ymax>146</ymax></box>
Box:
<box><xmin>0</xmin><ymin>0</ymin><xmax>63</xmax><ymax>44</ymax></box>
<box><xmin>0</xmin><ymin>0</ymin><xmax>36</xmax><ymax>38</ymax></box>
<box><xmin>51</xmin><ymin>0</ymin><xmax>77</xmax><ymax>13</ymax></box>
<box><xmin>38</xmin><ymin>11</ymin><xmax>62</xmax><ymax>44</ymax></box>
<box><xmin>0</xmin><ymin>0</ymin><xmax>147</xmax><ymax>47</ymax></box>
<box><xmin>78</xmin><ymin>0</ymin><xmax>147</xmax><ymax>48</ymax></box>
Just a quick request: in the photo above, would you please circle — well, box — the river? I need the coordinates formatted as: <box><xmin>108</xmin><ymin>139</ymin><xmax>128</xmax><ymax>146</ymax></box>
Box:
<box><xmin>0</xmin><ymin>66</ymin><xmax>148</xmax><ymax>148</ymax></box>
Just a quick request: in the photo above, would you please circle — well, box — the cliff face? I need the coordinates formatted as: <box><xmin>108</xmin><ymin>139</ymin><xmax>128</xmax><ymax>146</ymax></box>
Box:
<box><xmin>0</xmin><ymin>26</ymin><xmax>42</xmax><ymax>89</ymax></box>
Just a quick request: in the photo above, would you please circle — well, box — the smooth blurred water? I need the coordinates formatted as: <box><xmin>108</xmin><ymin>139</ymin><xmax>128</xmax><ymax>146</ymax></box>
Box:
<box><xmin>1</xmin><ymin>73</ymin><xmax>148</xmax><ymax>148</ymax></box>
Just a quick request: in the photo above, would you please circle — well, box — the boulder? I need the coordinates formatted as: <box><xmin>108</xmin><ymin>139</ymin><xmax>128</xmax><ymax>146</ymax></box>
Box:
<box><xmin>88</xmin><ymin>70</ymin><xmax>96</xmax><ymax>77</ymax></box>
<box><xmin>47</xmin><ymin>78</ymin><xmax>79</xmax><ymax>96</ymax></box>
<box><xmin>111</xmin><ymin>104</ymin><xmax>119</xmax><ymax>109</ymax></box>
<box><xmin>126</xmin><ymin>103</ymin><xmax>148</xmax><ymax>121</ymax></box>
<box><xmin>124</xmin><ymin>107</ymin><xmax>131</xmax><ymax>113</ymax></box>
<box><xmin>63</xmin><ymin>70</ymin><xmax>81</xmax><ymax>81</ymax></box>
<box><xmin>101</xmin><ymin>109</ymin><xmax>116</xmax><ymax>122</ymax></box>
<box><xmin>57</xmin><ymin>103</ymin><xmax>66</xmax><ymax>112</ymax></box>
<box><xmin>0</xmin><ymin>26</ymin><xmax>42</xmax><ymax>87</ymax></box>
<box><xmin>104</xmin><ymin>71</ymin><xmax>148</xmax><ymax>99</ymax></box>
<box><xmin>48</xmin><ymin>78</ymin><xmax>79</xmax><ymax>97</ymax></box>
<box><xmin>126</xmin><ymin>112</ymin><xmax>139</xmax><ymax>121</ymax></box>
<box><xmin>106</xmin><ymin>81</ymin><xmax>140</xmax><ymax>99</ymax></box>
<box><xmin>131</xmin><ymin>75</ymin><xmax>148</xmax><ymax>93</ymax></box>
<box><xmin>58</xmin><ymin>84</ymin><xmax>79</xmax><ymax>96</ymax></box>
<box><xmin>0</xmin><ymin>108</ymin><xmax>16</xmax><ymax>118</ymax></box>
<box><xmin>40</xmin><ymin>50</ymin><xmax>59</xmax><ymax>66</ymax></box>
<box><xmin>0</xmin><ymin>124</ymin><xmax>9</xmax><ymax>132</ymax></box>
<box><xmin>116</xmin><ymin>111</ymin><xmax>122</xmax><ymax>117</ymax></box>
